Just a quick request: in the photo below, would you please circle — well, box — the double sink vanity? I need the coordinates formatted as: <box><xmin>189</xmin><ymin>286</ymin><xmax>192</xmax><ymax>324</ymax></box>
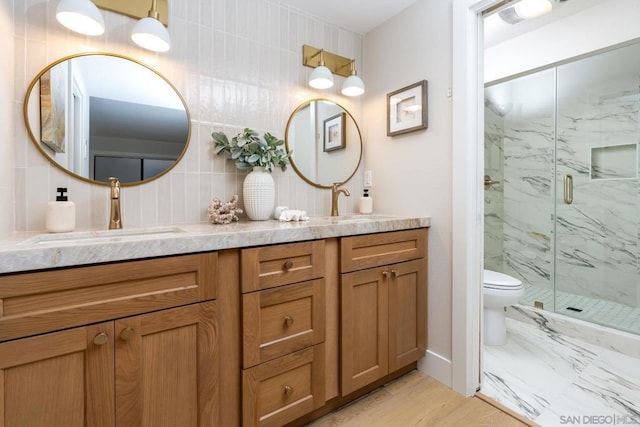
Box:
<box><xmin>2</xmin><ymin>51</ymin><xmax>431</xmax><ymax>426</ymax></box>
<box><xmin>0</xmin><ymin>217</ymin><xmax>430</xmax><ymax>426</ymax></box>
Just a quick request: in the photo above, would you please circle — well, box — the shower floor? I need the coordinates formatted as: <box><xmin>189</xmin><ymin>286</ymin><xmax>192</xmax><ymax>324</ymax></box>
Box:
<box><xmin>520</xmin><ymin>284</ymin><xmax>640</xmax><ymax>336</ymax></box>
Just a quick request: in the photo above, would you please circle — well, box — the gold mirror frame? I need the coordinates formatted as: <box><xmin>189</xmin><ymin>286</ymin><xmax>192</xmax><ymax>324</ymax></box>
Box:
<box><xmin>23</xmin><ymin>52</ymin><xmax>191</xmax><ymax>187</ymax></box>
<box><xmin>285</xmin><ymin>98</ymin><xmax>363</xmax><ymax>189</ymax></box>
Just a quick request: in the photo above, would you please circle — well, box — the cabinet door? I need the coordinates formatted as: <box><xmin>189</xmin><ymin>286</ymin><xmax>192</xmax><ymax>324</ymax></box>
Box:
<box><xmin>0</xmin><ymin>322</ymin><xmax>114</xmax><ymax>427</ymax></box>
<box><xmin>340</xmin><ymin>266</ymin><xmax>388</xmax><ymax>396</ymax></box>
<box><xmin>115</xmin><ymin>301</ymin><xmax>218</xmax><ymax>427</ymax></box>
<box><xmin>388</xmin><ymin>259</ymin><xmax>427</xmax><ymax>372</ymax></box>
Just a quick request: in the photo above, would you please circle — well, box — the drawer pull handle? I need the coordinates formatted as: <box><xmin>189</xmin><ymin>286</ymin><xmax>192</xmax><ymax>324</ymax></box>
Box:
<box><xmin>284</xmin><ymin>385</ymin><xmax>294</xmax><ymax>396</ymax></box>
<box><xmin>382</xmin><ymin>271</ymin><xmax>388</xmax><ymax>278</ymax></box>
<box><xmin>119</xmin><ymin>327</ymin><xmax>134</xmax><ymax>341</ymax></box>
<box><xmin>284</xmin><ymin>315</ymin><xmax>294</xmax><ymax>326</ymax></box>
<box><xmin>93</xmin><ymin>332</ymin><xmax>109</xmax><ymax>346</ymax></box>
<box><xmin>391</xmin><ymin>269</ymin><xmax>399</xmax><ymax>278</ymax></box>
<box><xmin>284</xmin><ymin>260</ymin><xmax>294</xmax><ymax>270</ymax></box>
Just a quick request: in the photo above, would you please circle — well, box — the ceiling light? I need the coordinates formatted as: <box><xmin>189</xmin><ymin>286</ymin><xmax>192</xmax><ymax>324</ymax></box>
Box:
<box><xmin>514</xmin><ymin>0</ymin><xmax>552</xmax><ymax>19</ymax></box>
<box><xmin>498</xmin><ymin>0</ymin><xmax>552</xmax><ymax>24</ymax></box>
<box><xmin>341</xmin><ymin>61</ymin><xmax>365</xmax><ymax>97</ymax></box>
<box><xmin>131</xmin><ymin>0</ymin><xmax>171</xmax><ymax>52</ymax></box>
<box><xmin>309</xmin><ymin>50</ymin><xmax>334</xmax><ymax>89</ymax></box>
<box><xmin>56</xmin><ymin>0</ymin><xmax>105</xmax><ymax>36</ymax></box>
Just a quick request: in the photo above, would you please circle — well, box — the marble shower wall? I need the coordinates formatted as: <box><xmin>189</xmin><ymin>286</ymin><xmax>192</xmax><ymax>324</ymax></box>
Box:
<box><xmin>484</xmin><ymin>42</ymin><xmax>640</xmax><ymax>310</ymax></box>
<box><xmin>12</xmin><ymin>0</ymin><xmax>364</xmax><ymax>232</ymax></box>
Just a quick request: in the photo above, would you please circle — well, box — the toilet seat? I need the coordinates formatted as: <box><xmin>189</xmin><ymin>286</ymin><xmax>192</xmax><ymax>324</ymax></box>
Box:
<box><xmin>483</xmin><ymin>269</ymin><xmax>523</xmax><ymax>290</ymax></box>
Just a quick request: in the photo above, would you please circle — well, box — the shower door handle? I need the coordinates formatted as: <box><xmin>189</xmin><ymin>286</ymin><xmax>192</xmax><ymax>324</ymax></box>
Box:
<box><xmin>564</xmin><ymin>174</ymin><xmax>573</xmax><ymax>204</ymax></box>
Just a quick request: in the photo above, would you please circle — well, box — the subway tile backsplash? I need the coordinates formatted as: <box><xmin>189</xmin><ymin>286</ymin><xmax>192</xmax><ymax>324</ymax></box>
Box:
<box><xmin>10</xmin><ymin>0</ymin><xmax>364</xmax><ymax>232</ymax></box>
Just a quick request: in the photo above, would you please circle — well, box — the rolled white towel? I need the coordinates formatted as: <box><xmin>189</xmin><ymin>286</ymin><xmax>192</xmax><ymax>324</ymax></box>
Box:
<box><xmin>278</xmin><ymin>209</ymin><xmax>309</xmax><ymax>222</ymax></box>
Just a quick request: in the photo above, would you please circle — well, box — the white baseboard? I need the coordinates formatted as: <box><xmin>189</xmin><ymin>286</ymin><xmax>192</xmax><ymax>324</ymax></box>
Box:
<box><xmin>417</xmin><ymin>349</ymin><xmax>452</xmax><ymax>387</ymax></box>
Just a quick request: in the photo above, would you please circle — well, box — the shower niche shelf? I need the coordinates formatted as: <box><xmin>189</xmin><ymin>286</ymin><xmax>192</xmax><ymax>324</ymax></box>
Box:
<box><xmin>590</xmin><ymin>143</ymin><xmax>637</xmax><ymax>180</ymax></box>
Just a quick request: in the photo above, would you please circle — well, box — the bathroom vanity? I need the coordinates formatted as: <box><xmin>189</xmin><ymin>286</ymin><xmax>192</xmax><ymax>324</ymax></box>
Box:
<box><xmin>0</xmin><ymin>216</ymin><xmax>429</xmax><ymax>426</ymax></box>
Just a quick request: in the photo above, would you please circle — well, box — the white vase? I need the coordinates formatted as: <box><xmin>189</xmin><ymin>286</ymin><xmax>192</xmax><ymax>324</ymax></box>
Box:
<box><xmin>243</xmin><ymin>166</ymin><xmax>275</xmax><ymax>220</ymax></box>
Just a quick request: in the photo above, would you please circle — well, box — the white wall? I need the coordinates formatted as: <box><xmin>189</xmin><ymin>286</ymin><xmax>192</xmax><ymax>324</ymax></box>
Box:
<box><xmin>364</xmin><ymin>0</ymin><xmax>454</xmax><ymax>384</ymax></box>
<box><xmin>5</xmin><ymin>0</ymin><xmax>364</xmax><ymax>233</ymax></box>
<box><xmin>485</xmin><ymin>0</ymin><xmax>640</xmax><ymax>82</ymax></box>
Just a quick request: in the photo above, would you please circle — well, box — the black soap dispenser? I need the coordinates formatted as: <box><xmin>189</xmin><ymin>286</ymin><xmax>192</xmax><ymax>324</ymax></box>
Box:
<box><xmin>46</xmin><ymin>187</ymin><xmax>76</xmax><ymax>232</ymax></box>
<box><xmin>358</xmin><ymin>189</ymin><xmax>373</xmax><ymax>214</ymax></box>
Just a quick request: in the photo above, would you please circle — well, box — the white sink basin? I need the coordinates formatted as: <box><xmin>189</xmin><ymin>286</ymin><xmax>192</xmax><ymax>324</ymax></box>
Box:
<box><xmin>326</xmin><ymin>215</ymin><xmax>372</xmax><ymax>223</ymax></box>
<box><xmin>21</xmin><ymin>226</ymin><xmax>186</xmax><ymax>246</ymax></box>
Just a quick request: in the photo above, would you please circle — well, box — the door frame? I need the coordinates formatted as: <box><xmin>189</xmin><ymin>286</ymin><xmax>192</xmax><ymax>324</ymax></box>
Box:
<box><xmin>451</xmin><ymin>0</ymin><xmax>502</xmax><ymax>397</ymax></box>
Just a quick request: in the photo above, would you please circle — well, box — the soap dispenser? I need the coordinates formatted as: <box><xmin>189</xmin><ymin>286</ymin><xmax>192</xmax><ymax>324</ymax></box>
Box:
<box><xmin>46</xmin><ymin>187</ymin><xmax>76</xmax><ymax>233</ymax></box>
<box><xmin>358</xmin><ymin>189</ymin><xmax>373</xmax><ymax>214</ymax></box>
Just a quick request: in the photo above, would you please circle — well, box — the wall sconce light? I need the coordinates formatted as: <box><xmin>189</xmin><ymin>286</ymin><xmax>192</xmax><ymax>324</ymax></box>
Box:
<box><xmin>308</xmin><ymin>50</ymin><xmax>334</xmax><ymax>89</ymax></box>
<box><xmin>56</xmin><ymin>0</ymin><xmax>170</xmax><ymax>52</ymax></box>
<box><xmin>56</xmin><ymin>0</ymin><xmax>105</xmax><ymax>36</ymax></box>
<box><xmin>498</xmin><ymin>0</ymin><xmax>552</xmax><ymax>24</ymax></box>
<box><xmin>131</xmin><ymin>0</ymin><xmax>171</xmax><ymax>52</ymax></box>
<box><xmin>302</xmin><ymin>45</ymin><xmax>365</xmax><ymax>97</ymax></box>
<box><xmin>341</xmin><ymin>60</ymin><xmax>365</xmax><ymax>97</ymax></box>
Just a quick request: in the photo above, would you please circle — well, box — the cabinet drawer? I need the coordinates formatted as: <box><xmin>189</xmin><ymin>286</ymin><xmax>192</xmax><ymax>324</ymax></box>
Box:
<box><xmin>0</xmin><ymin>253</ymin><xmax>217</xmax><ymax>342</ymax></box>
<box><xmin>243</xmin><ymin>279</ymin><xmax>325</xmax><ymax>369</ymax></box>
<box><xmin>340</xmin><ymin>229</ymin><xmax>427</xmax><ymax>273</ymax></box>
<box><xmin>242</xmin><ymin>344</ymin><xmax>325</xmax><ymax>427</ymax></box>
<box><xmin>241</xmin><ymin>240</ymin><xmax>325</xmax><ymax>292</ymax></box>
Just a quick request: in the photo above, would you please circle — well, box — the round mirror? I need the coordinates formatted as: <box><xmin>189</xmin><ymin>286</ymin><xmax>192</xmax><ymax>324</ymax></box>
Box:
<box><xmin>285</xmin><ymin>99</ymin><xmax>362</xmax><ymax>189</ymax></box>
<box><xmin>23</xmin><ymin>52</ymin><xmax>190</xmax><ymax>186</ymax></box>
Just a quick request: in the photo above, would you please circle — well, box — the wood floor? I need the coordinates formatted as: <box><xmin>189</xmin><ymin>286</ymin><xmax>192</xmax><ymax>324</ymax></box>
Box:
<box><xmin>308</xmin><ymin>371</ymin><xmax>535</xmax><ymax>427</ymax></box>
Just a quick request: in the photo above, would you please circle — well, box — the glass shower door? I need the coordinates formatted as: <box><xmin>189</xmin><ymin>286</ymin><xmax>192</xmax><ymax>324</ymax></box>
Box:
<box><xmin>554</xmin><ymin>42</ymin><xmax>640</xmax><ymax>332</ymax></box>
<box><xmin>484</xmin><ymin>69</ymin><xmax>556</xmax><ymax>307</ymax></box>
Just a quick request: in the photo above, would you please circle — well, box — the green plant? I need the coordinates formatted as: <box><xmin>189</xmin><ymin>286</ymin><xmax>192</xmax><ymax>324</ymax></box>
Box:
<box><xmin>212</xmin><ymin>128</ymin><xmax>292</xmax><ymax>172</ymax></box>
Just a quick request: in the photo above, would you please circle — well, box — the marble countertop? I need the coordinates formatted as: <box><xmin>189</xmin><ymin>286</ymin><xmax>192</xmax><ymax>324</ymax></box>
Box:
<box><xmin>0</xmin><ymin>215</ymin><xmax>431</xmax><ymax>274</ymax></box>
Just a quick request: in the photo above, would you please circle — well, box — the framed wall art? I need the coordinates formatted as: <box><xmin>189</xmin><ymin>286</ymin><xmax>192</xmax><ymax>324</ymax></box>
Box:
<box><xmin>387</xmin><ymin>80</ymin><xmax>428</xmax><ymax>137</ymax></box>
<box><xmin>40</xmin><ymin>67</ymin><xmax>67</xmax><ymax>153</ymax></box>
<box><xmin>323</xmin><ymin>112</ymin><xmax>346</xmax><ymax>151</ymax></box>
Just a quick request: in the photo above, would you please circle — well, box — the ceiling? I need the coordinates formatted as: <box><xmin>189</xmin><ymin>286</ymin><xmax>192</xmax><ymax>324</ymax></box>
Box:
<box><xmin>276</xmin><ymin>0</ymin><xmax>417</xmax><ymax>34</ymax></box>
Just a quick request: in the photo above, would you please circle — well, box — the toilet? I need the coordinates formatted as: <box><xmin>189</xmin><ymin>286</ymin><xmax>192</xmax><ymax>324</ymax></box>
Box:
<box><xmin>483</xmin><ymin>269</ymin><xmax>524</xmax><ymax>346</ymax></box>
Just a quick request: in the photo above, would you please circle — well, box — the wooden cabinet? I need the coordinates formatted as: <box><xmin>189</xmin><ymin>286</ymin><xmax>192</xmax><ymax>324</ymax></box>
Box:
<box><xmin>340</xmin><ymin>229</ymin><xmax>428</xmax><ymax>396</ymax></box>
<box><xmin>0</xmin><ymin>254</ymin><xmax>218</xmax><ymax>427</ymax></box>
<box><xmin>241</xmin><ymin>242</ymin><xmax>326</xmax><ymax>427</ymax></box>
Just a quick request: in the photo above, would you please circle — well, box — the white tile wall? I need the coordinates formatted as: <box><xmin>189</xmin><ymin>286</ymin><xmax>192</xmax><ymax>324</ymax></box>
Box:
<box><xmin>6</xmin><ymin>0</ymin><xmax>364</xmax><ymax>233</ymax></box>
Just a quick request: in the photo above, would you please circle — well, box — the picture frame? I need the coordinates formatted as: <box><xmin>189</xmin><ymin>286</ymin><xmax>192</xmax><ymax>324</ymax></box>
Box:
<box><xmin>387</xmin><ymin>80</ymin><xmax>428</xmax><ymax>137</ymax></box>
<box><xmin>40</xmin><ymin>68</ymin><xmax>66</xmax><ymax>153</ymax></box>
<box><xmin>323</xmin><ymin>112</ymin><xmax>346</xmax><ymax>152</ymax></box>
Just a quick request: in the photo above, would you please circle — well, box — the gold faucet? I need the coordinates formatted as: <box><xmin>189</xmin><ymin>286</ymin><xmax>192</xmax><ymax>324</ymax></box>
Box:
<box><xmin>109</xmin><ymin>177</ymin><xmax>122</xmax><ymax>229</ymax></box>
<box><xmin>330</xmin><ymin>183</ymin><xmax>350</xmax><ymax>216</ymax></box>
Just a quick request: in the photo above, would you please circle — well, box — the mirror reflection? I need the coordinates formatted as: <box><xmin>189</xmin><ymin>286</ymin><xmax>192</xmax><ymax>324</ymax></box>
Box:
<box><xmin>24</xmin><ymin>53</ymin><xmax>190</xmax><ymax>185</ymax></box>
<box><xmin>285</xmin><ymin>99</ymin><xmax>362</xmax><ymax>188</ymax></box>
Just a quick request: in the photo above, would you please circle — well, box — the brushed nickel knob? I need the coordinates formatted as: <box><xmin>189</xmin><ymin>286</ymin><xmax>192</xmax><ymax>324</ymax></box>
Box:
<box><xmin>382</xmin><ymin>271</ymin><xmax>389</xmax><ymax>278</ymax></box>
<box><xmin>93</xmin><ymin>332</ymin><xmax>109</xmax><ymax>346</ymax></box>
<box><xmin>284</xmin><ymin>260</ymin><xmax>294</xmax><ymax>270</ymax></box>
<box><xmin>391</xmin><ymin>269</ymin><xmax>399</xmax><ymax>278</ymax></box>
<box><xmin>284</xmin><ymin>385</ymin><xmax>294</xmax><ymax>396</ymax></box>
<box><xmin>284</xmin><ymin>315</ymin><xmax>294</xmax><ymax>326</ymax></box>
<box><xmin>119</xmin><ymin>327</ymin><xmax>134</xmax><ymax>341</ymax></box>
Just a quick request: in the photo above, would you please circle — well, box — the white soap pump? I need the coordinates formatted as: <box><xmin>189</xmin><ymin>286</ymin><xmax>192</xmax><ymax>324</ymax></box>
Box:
<box><xmin>358</xmin><ymin>189</ymin><xmax>373</xmax><ymax>214</ymax></box>
<box><xmin>46</xmin><ymin>187</ymin><xmax>76</xmax><ymax>233</ymax></box>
